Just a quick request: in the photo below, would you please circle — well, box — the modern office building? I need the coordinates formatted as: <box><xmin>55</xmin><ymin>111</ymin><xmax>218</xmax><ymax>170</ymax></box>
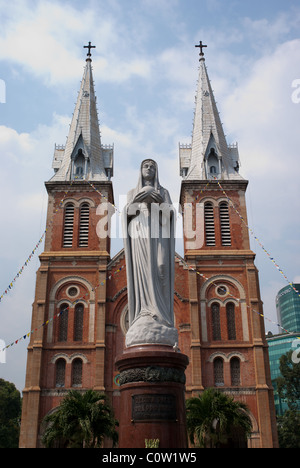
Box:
<box><xmin>267</xmin><ymin>332</ymin><xmax>300</xmax><ymax>415</ymax></box>
<box><xmin>276</xmin><ymin>284</ymin><xmax>300</xmax><ymax>334</ymax></box>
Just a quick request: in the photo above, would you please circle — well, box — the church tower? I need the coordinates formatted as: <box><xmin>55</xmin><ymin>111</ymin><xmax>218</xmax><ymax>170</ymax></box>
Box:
<box><xmin>19</xmin><ymin>45</ymin><xmax>114</xmax><ymax>448</ymax></box>
<box><xmin>178</xmin><ymin>43</ymin><xmax>278</xmax><ymax>448</ymax></box>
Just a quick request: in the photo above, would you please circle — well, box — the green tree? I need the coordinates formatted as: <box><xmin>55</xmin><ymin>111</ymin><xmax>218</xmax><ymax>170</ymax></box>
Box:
<box><xmin>277</xmin><ymin>350</ymin><xmax>300</xmax><ymax>410</ymax></box>
<box><xmin>277</xmin><ymin>410</ymin><xmax>300</xmax><ymax>449</ymax></box>
<box><xmin>0</xmin><ymin>379</ymin><xmax>22</xmax><ymax>448</ymax></box>
<box><xmin>186</xmin><ymin>388</ymin><xmax>252</xmax><ymax>448</ymax></box>
<box><xmin>42</xmin><ymin>389</ymin><xmax>118</xmax><ymax>448</ymax></box>
<box><xmin>276</xmin><ymin>350</ymin><xmax>300</xmax><ymax>448</ymax></box>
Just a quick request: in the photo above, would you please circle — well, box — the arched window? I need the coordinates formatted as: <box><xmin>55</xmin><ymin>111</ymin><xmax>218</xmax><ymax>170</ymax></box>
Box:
<box><xmin>214</xmin><ymin>358</ymin><xmax>224</xmax><ymax>387</ymax></box>
<box><xmin>72</xmin><ymin>359</ymin><xmax>83</xmax><ymax>387</ymax></box>
<box><xmin>55</xmin><ymin>359</ymin><xmax>66</xmax><ymax>387</ymax></box>
<box><xmin>79</xmin><ymin>203</ymin><xmax>90</xmax><ymax>247</ymax></box>
<box><xmin>207</xmin><ymin>148</ymin><xmax>219</xmax><ymax>177</ymax></box>
<box><xmin>63</xmin><ymin>203</ymin><xmax>75</xmax><ymax>248</ymax></box>
<box><xmin>219</xmin><ymin>202</ymin><xmax>231</xmax><ymax>246</ymax></box>
<box><xmin>211</xmin><ymin>303</ymin><xmax>221</xmax><ymax>340</ymax></box>
<box><xmin>226</xmin><ymin>303</ymin><xmax>236</xmax><ymax>340</ymax></box>
<box><xmin>59</xmin><ymin>304</ymin><xmax>69</xmax><ymax>342</ymax></box>
<box><xmin>74</xmin><ymin>150</ymin><xmax>85</xmax><ymax>179</ymax></box>
<box><xmin>204</xmin><ymin>202</ymin><xmax>215</xmax><ymax>246</ymax></box>
<box><xmin>230</xmin><ymin>358</ymin><xmax>241</xmax><ymax>386</ymax></box>
<box><xmin>74</xmin><ymin>304</ymin><xmax>84</xmax><ymax>341</ymax></box>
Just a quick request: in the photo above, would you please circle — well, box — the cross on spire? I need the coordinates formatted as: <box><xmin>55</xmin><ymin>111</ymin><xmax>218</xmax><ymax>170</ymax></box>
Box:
<box><xmin>84</xmin><ymin>41</ymin><xmax>96</xmax><ymax>58</ymax></box>
<box><xmin>195</xmin><ymin>41</ymin><xmax>207</xmax><ymax>60</ymax></box>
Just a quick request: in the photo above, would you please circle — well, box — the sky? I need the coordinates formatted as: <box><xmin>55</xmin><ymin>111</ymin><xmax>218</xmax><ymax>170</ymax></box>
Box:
<box><xmin>0</xmin><ymin>0</ymin><xmax>300</xmax><ymax>392</ymax></box>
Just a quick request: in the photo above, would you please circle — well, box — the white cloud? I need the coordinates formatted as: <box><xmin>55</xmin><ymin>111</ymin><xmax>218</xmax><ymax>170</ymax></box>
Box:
<box><xmin>0</xmin><ymin>0</ymin><xmax>154</xmax><ymax>86</ymax></box>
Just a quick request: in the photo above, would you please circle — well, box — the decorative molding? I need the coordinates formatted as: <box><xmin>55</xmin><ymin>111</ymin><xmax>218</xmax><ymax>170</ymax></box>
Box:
<box><xmin>118</xmin><ymin>366</ymin><xmax>186</xmax><ymax>386</ymax></box>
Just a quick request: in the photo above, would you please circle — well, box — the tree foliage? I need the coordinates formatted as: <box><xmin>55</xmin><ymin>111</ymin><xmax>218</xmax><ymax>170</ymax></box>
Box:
<box><xmin>186</xmin><ymin>388</ymin><xmax>252</xmax><ymax>448</ymax></box>
<box><xmin>277</xmin><ymin>350</ymin><xmax>300</xmax><ymax>410</ymax></box>
<box><xmin>276</xmin><ymin>350</ymin><xmax>300</xmax><ymax>448</ymax></box>
<box><xmin>0</xmin><ymin>379</ymin><xmax>22</xmax><ymax>448</ymax></box>
<box><xmin>42</xmin><ymin>389</ymin><xmax>119</xmax><ymax>448</ymax></box>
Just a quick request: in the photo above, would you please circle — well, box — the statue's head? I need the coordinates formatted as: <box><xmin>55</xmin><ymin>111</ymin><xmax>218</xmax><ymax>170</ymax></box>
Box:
<box><xmin>141</xmin><ymin>159</ymin><xmax>157</xmax><ymax>183</ymax></box>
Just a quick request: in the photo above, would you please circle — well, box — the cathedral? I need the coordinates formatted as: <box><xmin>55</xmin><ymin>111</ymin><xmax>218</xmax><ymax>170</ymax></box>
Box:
<box><xmin>19</xmin><ymin>44</ymin><xmax>278</xmax><ymax>448</ymax></box>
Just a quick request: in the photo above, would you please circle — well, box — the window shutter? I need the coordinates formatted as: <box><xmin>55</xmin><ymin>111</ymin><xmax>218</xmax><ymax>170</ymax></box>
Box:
<box><xmin>79</xmin><ymin>203</ymin><xmax>89</xmax><ymax>247</ymax></box>
<box><xmin>63</xmin><ymin>203</ymin><xmax>75</xmax><ymax>247</ymax></box>
<box><xmin>220</xmin><ymin>202</ymin><xmax>231</xmax><ymax>246</ymax></box>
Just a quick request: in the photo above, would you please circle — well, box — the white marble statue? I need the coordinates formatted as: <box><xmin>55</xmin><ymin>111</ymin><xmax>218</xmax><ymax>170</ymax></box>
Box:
<box><xmin>122</xmin><ymin>159</ymin><xmax>178</xmax><ymax>347</ymax></box>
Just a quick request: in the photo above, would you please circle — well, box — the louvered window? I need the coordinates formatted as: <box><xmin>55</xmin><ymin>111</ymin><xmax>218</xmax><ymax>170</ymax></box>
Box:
<box><xmin>212</xmin><ymin>303</ymin><xmax>221</xmax><ymax>340</ymax></box>
<box><xmin>63</xmin><ymin>203</ymin><xmax>74</xmax><ymax>247</ymax></box>
<box><xmin>219</xmin><ymin>202</ymin><xmax>231</xmax><ymax>246</ymax></box>
<box><xmin>226</xmin><ymin>303</ymin><xmax>236</xmax><ymax>340</ymax></box>
<box><xmin>204</xmin><ymin>202</ymin><xmax>215</xmax><ymax>246</ymax></box>
<box><xmin>74</xmin><ymin>304</ymin><xmax>84</xmax><ymax>341</ymax></box>
<box><xmin>79</xmin><ymin>203</ymin><xmax>89</xmax><ymax>247</ymax></box>
<box><xmin>214</xmin><ymin>358</ymin><xmax>224</xmax><ymax>387</ymax></box>
<box><xmin>72</xmin><ymin>359</ymin><xmax>83</xmax><ymax>387</ymax></box>
<box><xmin>55</xmin><ymin>359</ymin><xmax>66</xmax><ymax>387</ymax></box>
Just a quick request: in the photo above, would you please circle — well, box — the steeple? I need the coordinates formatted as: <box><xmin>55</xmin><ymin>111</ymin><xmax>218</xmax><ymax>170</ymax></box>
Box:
<box><xmin>51</xmin><ymin>44</ymin><xmax>113</xmax><ymax>182</ymax></box>
<box><xmin>179</xmin><ymin>43</ymin><xmax>242</xmax><ymax>181</ymax></box>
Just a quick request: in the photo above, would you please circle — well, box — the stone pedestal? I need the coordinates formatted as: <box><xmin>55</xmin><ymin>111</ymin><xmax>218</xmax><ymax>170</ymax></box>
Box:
<box><xmin>115</xmin><ymin>345</ymin><xmax>189</xmax><ymax>448</ymax></box>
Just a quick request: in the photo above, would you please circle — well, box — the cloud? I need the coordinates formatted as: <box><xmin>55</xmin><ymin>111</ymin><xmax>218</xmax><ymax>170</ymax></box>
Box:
<box><xmin>0</xmin><ymin>0</ymin><xmax>153</xmax><ymax>86</ymax></box>
<box><xmin>221</xmin><ymin>39</ymin><xmax>300</xmax><ymax>243</ymax></box>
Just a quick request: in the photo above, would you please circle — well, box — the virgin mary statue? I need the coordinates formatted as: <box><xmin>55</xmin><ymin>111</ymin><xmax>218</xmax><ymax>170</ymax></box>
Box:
<box><xmin>122</xmin><ymin>159</ymin><xmax>178</xmax><ymax>347</ymax></box>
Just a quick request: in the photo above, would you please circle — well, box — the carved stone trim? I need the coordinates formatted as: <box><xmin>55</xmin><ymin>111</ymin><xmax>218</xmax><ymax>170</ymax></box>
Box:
<box><xmin>118</xmin><ymin>366</ymin><xmax>186</xmax><ymax>386</ymax></box>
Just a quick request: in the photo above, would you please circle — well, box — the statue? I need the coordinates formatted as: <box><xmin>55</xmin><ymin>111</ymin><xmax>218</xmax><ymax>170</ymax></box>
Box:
<box><xmin>122</xmin><ymin>159</ymin><xmax>178</xmax><ymax>347</ymax></box>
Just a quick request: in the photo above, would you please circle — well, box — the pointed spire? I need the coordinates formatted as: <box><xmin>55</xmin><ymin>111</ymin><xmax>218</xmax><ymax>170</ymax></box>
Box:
<box><xmin>51</xmin><ymin>44</ymin><xmax>113</xmax><ymax>182</ymax></box>
<box><xmin>179</xmin><ymin>43</ymin><xmax>242</xmax><ymax>181</ymax></box>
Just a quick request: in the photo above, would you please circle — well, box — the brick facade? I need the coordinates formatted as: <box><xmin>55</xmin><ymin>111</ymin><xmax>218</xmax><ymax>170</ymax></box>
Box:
<box><xmin>19</xmin><ymin>51</ymin><xmax>278</xmax><ymax>448</ymax></box>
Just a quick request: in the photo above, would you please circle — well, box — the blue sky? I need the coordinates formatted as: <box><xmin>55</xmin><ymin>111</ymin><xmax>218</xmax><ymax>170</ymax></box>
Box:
<box><xmin>1</xmin><ymin>0</ymin><xmax>300</xmax><ymax>391</ymax></box>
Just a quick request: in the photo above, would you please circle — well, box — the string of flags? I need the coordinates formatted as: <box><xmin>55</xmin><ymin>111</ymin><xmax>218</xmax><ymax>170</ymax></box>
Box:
<box><xmin>213</xmin><ymin>177</ymin><xmax>300</xmax><ymax>300</ymax></box>
<box><xmin>176</xmin><ymin>256</ymin><xmax>300</xmax><ymax>340</ymax></box>
<box><xmin>0</xmin><ymin>178</ymin><xmax>76</xmax><ymax>304</ymax></box>
<box><xmin>1</xmin><ymin>264</ymin><xmax>125</xmax><ymax>352</ymax></box>
<box><xmin>1</xmin><ymin>173</ymin><xmax>299</xmax><ymax>352</ymax></box>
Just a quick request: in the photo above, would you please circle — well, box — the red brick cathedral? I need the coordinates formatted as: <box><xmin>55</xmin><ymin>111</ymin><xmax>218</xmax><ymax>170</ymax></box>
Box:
<box><xmin>19</xmin><ymin>46</ymin><xmax>278</xmax><ymax>448</ymax></box>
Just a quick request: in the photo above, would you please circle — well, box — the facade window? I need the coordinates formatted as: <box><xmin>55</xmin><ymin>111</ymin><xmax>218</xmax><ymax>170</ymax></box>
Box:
<box><xmin>214</xmin><ymin>358</ymin><xmax>224</xmax><ymax>386</ymax></box>
<box><xmin>74</xmin><ymin>304</ymin><xmax>84</xmax><ymax>341</ymax></box>
<box><xmin>204</xmin><ymin>202</ymin><xmax>215</xmax><ymax>246</ymax></box>
<box><xmin>219</xmin><ymin>202</ymin><xmax>231</xmax><ymax>246</ymax></box>
<box><xmin>72</xmin><ymin>359</ymin><xmax>83</xmax><ymax>387</ymax></box>
<box><xmin>230</xmin><ymin>358</ymin><xmax>241</xmax><ymax>386</ymax></box>
<box><xmin>59</xmin><ymin>304</ymin><xmax>69</xmax><ymax>342</ymax></box>
<box><xmin>55</xmin><ymin>359</ymin><xmax>66</xmax><ymax>387</ymax></box>
<box><xmin>74</xmin><ymin>150</ymin><xmax>85</xmax><ymax>179</ymax></box>
<box><xmin>226</xmin><ymin>303</ymin><xmax>236</xmax><ymax>340</ymax></box>
<box><xmin>212</xmin><ymin>303</ymin><xmax>221</xmax><ymax>340</ymax></box>
<box><xmin>79</xmin><ymin>203</ymin><xmax>90</xmax><ymax>247</ymax></box>
<box><xmin>63</xmin><ymin>203</ymin><xmax>75</xmax><ymax>247</ymax></box>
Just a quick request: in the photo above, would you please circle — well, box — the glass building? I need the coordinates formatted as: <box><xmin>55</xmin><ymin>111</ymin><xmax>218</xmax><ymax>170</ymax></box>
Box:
<box><xmin>267</xmin><ymin>332</ymin><xmax>300</xmax><ymax>416</ymax></box>
<box><xmin>276</xmin><ymin>284</ymin><xmax>300</xmax><ymax>334</ymax></box>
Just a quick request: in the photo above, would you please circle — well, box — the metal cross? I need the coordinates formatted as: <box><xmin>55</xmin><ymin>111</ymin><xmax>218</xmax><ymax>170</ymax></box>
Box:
<box><xmin>195</xmin><ymin>41</ymin><xmax>207</xmax><ymax>59</ymax></box>
<box><xmin>84</xmin><ymin>42</ymin><xmax>96</xmax><ymax>57</ymax></box>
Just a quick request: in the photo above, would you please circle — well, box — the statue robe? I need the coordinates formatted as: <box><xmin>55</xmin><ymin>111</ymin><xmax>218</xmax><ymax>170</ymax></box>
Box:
<box><xmin>122</xmin><ymin>160</ymin><xmax>176</xmax><ymax>346</ymax></box>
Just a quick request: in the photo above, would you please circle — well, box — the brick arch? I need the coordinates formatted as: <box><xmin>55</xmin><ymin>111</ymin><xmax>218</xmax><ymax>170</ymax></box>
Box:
<box><xmin>200</xmin><ymin>275</ymin><xmax>249</xmax><ymax>342</ymax></box>
<box><xmin>200</xmin><ymin>274</ymin><xmax>246</xmax><ymax>301</ymax></box>
<box><xmin>47</xmin><ymin>276</ymin><xmax>95</xmax><ymax>343</ymax></box>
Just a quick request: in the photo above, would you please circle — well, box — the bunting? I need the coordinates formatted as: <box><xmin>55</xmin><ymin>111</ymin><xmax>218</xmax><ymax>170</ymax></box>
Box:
<box><xmin>213</xmin><ymin>177</ymin><xmax>300</xmax><ymax>300</ymax></box>
<box><xmin>1</xmin><ymin>172</ymin><xmax>299</xmax><ymax>351</ymax></box>
<box><xmin>0</xmin><ymin>178</ymin><xmax>76</xmax><ymax>304</ymax></box>
<box><xmin>1</xmin><ymin>264</ymin><xmax>125</xmax><ymax>352</ymax></box>
<box><xmin>176</xmin><ymin>256</ymin><xmax>300</xmax><ymax>340</ymax></box>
